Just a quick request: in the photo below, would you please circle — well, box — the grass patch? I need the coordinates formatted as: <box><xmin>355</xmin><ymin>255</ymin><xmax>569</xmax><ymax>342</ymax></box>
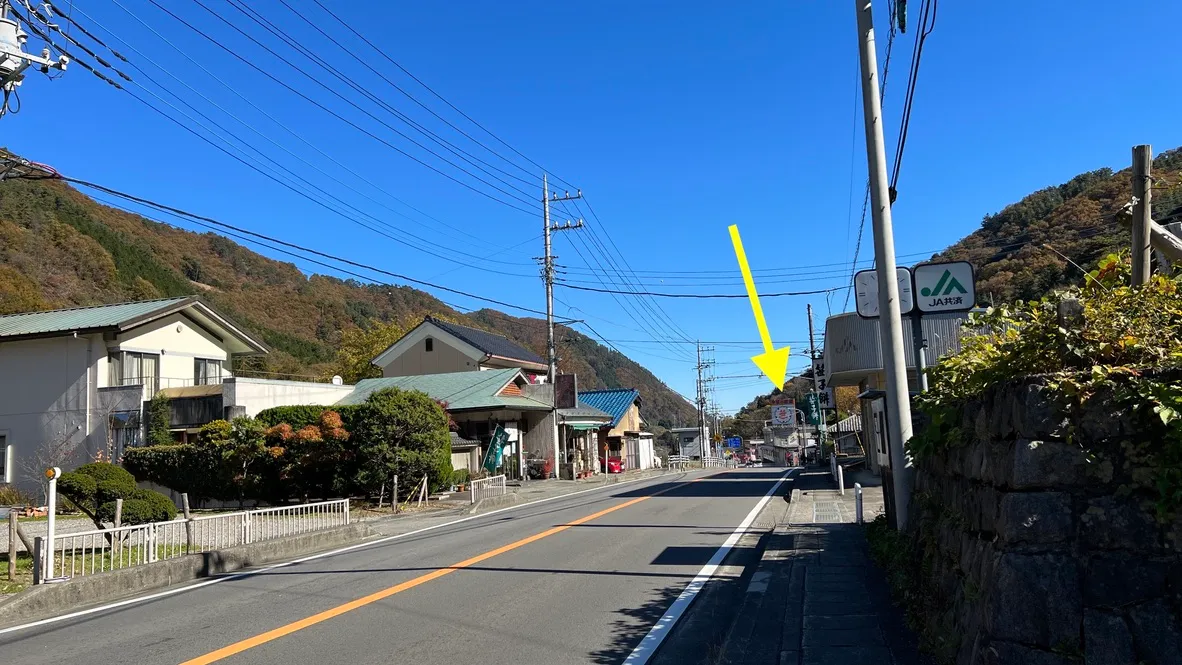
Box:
<box><xmin>0</xmin><ymin>551</ymin><xmax>35</xmax><ymax>594</ymax></box>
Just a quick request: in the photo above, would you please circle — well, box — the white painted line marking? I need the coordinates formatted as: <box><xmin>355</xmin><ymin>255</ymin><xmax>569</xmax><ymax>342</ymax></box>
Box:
<box><xmin>623</xmin><ymin>468</ymin><xmax>795</xmax><ymax>665</ymax></box>
<box><xmin>0</xmin><ymin>470</ymin><xmax>696</xmax><ymax>637</ymax></box>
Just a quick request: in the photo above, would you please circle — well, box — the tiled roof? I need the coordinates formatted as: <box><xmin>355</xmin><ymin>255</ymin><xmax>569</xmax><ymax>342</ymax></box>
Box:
<box><xmin>558</xmin><ymin>400</ymin><xmax>613</xmax><ymax>422</ymax></box>
<box><xmin>338</xmin><ymin>368</ymin><xmax>550</xmax><ymax>412</ymax></box>
<box><xmin>0</xmin><ymin>297</ymin><xmax>192</xmax><ymax>340</ymax></box>
<box><xmin>827</xmin><ymin>413</ymin><xmax>862</xmax><ymax>434</ymax></box>
<box><xmin>577</xmin><ymin>389</ymin><xmax>641</xmax><ymax>428</ymax></box>
<box><xmin>426</xmin><ymin>317</ymin><xmax>545</xmax><ymax>366</ymax></box>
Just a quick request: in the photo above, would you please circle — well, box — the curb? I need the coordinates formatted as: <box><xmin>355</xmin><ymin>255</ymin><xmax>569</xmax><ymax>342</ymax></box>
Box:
<box><xmin>0</xmin><ymin>522</ymin><xmax>377</xmax><ymax>628</ymax></box>
<box><xmin>467</xmin><ymin>492</ymin><xmax>522</xmax><ymax>515</ymax></box>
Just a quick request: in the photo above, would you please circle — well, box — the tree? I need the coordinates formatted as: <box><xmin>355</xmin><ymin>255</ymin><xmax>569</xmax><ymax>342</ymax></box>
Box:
<box><xmin>58</xmin><ymin>462</ymin><xmax>176</xmax><ymax>528</ymax></box>
<box><xmin>334</xmin><ymin>319</ymin><xmax>408</xmax><ymax>383</ymax></box>
<box><xmin>146</xmin><ymin>392</ymin><xmax>173</xmax><ymax>446</ymax></box>
<box><xmin>352</xmin><ymin>388</ymin><xmax>452</xmax><ymax>497</ymax></box>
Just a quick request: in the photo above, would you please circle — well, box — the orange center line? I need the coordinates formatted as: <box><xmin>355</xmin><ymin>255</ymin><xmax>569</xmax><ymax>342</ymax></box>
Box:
<box><xmin>179</xmin><ymin>494</ymin><xmax>654</xmax><ymax>665</ymax></box>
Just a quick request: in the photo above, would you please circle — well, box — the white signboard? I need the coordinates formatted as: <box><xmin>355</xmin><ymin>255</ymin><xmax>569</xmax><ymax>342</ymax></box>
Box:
<box><xmin>913</xmin><ymin>261</ymin><xmax>975</xmax><ymax>313</ymax></box>
<box><xmin>817</xmin><ymin>386</ymin><xmax>836</xmax><ymax>410</ymax></box>
<box><xmin>853</xmin><ymin>267</ymin><xmax>914</xmax><ymax>318</ymax></box>
<box><xmin>770</xmin><ymin>404</ymin><xmax>795</xmax><ymax>426</ymax></box>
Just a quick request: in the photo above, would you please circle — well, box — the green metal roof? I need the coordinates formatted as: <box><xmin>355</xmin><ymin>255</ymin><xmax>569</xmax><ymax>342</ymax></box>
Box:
<box><xmin>0</xmin><ymin>297</ymin><xmax>193</xmax><ymax>340</ymax></box>
<box><xmin>339</xmin><ymin>368</ymin><xmax>551</xmax><ymax>412</ymax></box>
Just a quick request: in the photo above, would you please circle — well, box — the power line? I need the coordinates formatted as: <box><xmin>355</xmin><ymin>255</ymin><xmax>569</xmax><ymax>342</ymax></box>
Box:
<box><xmin>58</xmin><ymin>175</ymin><xmax>552</xmax><ymax>317</ymax></box>
<box><xmin>555</xmin><ymin>282</ymin><xmax>843</xmax><ymax>299</ymax></box>
<box><xmin>890</xmin><ymin>0</ymin><xmax>939</xmax><ymax>194</ymax></box>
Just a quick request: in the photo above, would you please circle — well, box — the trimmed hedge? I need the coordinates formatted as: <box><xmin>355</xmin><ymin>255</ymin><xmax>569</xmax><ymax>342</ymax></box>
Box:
<box><xmin>58</xmin><ymin>462</ymin><xmax>176</xmax><ymax>526</ymax></box>
<box><xmin>123</xmin><ymin>444</ymin><xmax>228</xmax><ymax>503</ymax></box>
<box><xmin>255</xmin><ymin>404</ymin><xmax>363</xmax><ymax>429</ymax></box>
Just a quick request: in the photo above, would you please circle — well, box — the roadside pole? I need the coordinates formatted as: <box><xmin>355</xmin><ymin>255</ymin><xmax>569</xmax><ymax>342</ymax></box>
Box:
<box><xmin>542</xmin><ymin>174</ymin><xmax>582</xmax><ymax>479</ymax></box>
<box><xmin>806</xmin><ymin>304</ymin><xmax>828</xmax><ymax>453</ymax></box>
<box><xmin>854</xmin><ymin>0</ymin><xmax>915</xmax><ymax>530</ymax></box>
<box><xmin>44</xmin><ymin>467</ymin><xmax>60</xmax><ymax>581</ymax></box>
<box><xmin>1131</xmin><ymin>145</ymin><xmax>1153</xmax><ymax>285</ymax></box>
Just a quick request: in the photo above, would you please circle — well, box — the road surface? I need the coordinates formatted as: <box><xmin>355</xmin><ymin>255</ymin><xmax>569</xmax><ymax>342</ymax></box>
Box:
<box><xmin>0</xmin><ymin>468</ymin><xmax>791</xmax><ymax>665</ymax></box>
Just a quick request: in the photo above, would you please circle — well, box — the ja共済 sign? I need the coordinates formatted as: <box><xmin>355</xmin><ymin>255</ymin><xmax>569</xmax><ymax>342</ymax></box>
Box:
<box><xmin>913</xmin><ymin>261</ymin><xmax>975</xmax><ymax>313</ymax></box>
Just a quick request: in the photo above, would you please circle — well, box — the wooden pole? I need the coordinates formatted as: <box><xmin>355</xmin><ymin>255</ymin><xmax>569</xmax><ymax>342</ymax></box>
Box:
<box><xmin>113</xmin><ymin>498</ymin><xmax>123</xmax><ymax>558</ymax></box>
<box><xmin>7</xmin><ymin>513</ymin><xmax>16</xmax><ymax>581</ymax></box>
<box><xmin>180</xmin><ymin>494</ymin><xmax>193</xmax><ymax>554</ymax></box>
<box><xmin>1132</xmin><ymin>144</ymin><xmax>1153</xmax><ymax>285</ymax></box>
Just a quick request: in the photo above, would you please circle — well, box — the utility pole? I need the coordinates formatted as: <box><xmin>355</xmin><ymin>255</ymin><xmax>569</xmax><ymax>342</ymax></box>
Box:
<box><xmin>854</xmin><ymin>0</ymin><xmax>914</xmax><ymax>530</ymax></box>
<box><xmin>807</xmin><ymin>304</ymin><xmax>827</xmax><ymax>453</ymax></box>
<box><xmin>1131</xmin><ymin>145</ymin><xmax>1153</xmax><ymax>286</ymax></box>
<box><xmin>541</xmin><ymin>174</ymin><xmax>582</xmax><ymax>478</ymax></box>
<box><xmin>695</xmin><ymin>343</ymin><xmax>714</xmax><ymax>462</ymax></box>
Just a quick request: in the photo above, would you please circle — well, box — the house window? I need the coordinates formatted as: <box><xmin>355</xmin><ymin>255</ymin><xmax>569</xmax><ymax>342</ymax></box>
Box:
<box><xmin>108</xmin><ymin>412</ymin><xmax>141</xmax><ymax>459</ymax></box>
<box><xmin>194</xmin><ymin>358</ymin><xmax>222</xmax><ymax>385</ymax></box>
<box><xmin>108</xmin><ymin>352</ymin><xmax>160</xmax><ymax>394</ymax></box>
<box><xmin>0</xmin><ymin>435</ymin><xmax>8</xmax><ymax>483</ymax></box>
<box><xmin>425</xmin><ymin>338</ymin><xmax>434</xmax><ymax>352</ymax></box>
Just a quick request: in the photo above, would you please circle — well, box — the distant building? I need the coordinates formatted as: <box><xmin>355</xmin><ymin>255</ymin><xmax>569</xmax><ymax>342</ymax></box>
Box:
<box><xmin>371</xmin><ymin>316</ymin><xmax>548</xmax><ymax>380</ymax></box>
<box><xmin>669</xmin><ymin>426</ymin><xmax>709</xmax><ymax>459</ymax></box>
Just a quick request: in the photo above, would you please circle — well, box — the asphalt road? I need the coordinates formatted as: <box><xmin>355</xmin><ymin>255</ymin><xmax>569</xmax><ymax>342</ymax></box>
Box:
<box><xmin>0</xmin><ymin>468</ymin><xmax>791</xmax><ymax>665</ymax></box>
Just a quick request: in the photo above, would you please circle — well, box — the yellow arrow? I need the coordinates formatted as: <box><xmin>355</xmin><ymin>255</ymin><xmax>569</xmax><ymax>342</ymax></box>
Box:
<box><xmin>728</xmin><ymin>224</ymin><xmax>791</xmax><ymax>389</ymax></box>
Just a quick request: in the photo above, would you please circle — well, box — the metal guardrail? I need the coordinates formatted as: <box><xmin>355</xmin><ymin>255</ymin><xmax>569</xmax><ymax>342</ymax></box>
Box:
<box><xmin>470</xmin><ymin>474</ymin><xmax>506</xmax><ymax>505</ymax></box>
<box><xmin>47</xmin><ymin>499</ymin><xmax>350</xmax><ymax>579</ymax></box>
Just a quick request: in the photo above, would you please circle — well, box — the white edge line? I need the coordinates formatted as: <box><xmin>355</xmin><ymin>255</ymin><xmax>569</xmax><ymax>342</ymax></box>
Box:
<box><xmin>0</xmin><ymin>469</ymin><xmax>696</xmax><ymax>637</ymax></box>
<box><xmin>622</xmin><ymin>468</ymin><xmax>795</xmax><ymax>665</ymax></box>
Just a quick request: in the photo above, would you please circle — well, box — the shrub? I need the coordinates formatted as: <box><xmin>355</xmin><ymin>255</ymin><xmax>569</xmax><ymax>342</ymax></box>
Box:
<box><xmin>57</xmin><ymin>462</ymin><xmax>175</xmax><ymax>527</ymax></box>
<box><xmin>123</xmin><ymin>444</ymin><xmax>229</xmax><ymax>503</ymax></box>
<box><xmin>451</xmin><ymin>469</ymin><xmax>471</xmax><ymax>486</ymax></box>
<box><xmin>0</xmin><ymin>483</ymin><xmax>35</xmax><ymax>506</ymax></box>
<box><xmin>352</xmin><ymin>388</ymin><xmax>452</xmax><ymax>495</ymax></box>
<box><xmin>147</xmin><ymin>392</ymin><xmax>173</xmax><ymax>446</ymax></box>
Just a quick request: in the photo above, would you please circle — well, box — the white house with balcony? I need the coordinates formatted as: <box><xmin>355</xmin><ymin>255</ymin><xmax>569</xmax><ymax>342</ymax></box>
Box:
<box><xmin>0</xmin><ymin>297</ymin><xmax>353</xmax><ymax>495</ymax></box>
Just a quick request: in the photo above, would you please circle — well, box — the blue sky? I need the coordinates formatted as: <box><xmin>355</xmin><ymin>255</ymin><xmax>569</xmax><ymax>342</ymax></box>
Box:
<box><xmin>5</xmin><ymin>0</ymin><xmax>1182</xmax><ymax>412</ymax></box>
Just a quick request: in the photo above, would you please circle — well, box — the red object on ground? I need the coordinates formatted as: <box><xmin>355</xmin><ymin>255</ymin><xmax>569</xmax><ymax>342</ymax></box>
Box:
<box><xmin>600</xmin><ymin>456</ymin><xmax>624</xmax><ymax>474</ymax></box>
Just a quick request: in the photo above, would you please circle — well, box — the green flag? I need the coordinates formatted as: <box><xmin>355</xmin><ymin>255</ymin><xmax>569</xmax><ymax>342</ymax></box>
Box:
<box><xmin>482</xmin><ymin>425</ymin><xmax>509</xmax><ymax>473</ymax></box>
<box><xmin>804</xmin><ymin>393</ymin><xmax>821</xmax><ymax>426</ymax></box>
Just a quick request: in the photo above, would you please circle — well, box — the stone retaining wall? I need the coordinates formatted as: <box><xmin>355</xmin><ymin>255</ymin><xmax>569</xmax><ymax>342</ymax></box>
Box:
<box><xmin>910</xmin><ymin>379</ymin><xmax>1182</xmax><ymax>665</ymax></box>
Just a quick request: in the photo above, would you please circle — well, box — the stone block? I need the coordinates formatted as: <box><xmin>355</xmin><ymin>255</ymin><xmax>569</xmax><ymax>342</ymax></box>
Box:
<box><xmin>986</xmin><ymin>553</ymin><xmax>1081</xmax><ymax>649</ymax></box>
<box><xmin>989</xmin><ymin>386</ymin><xmax>1016</xmax><ymax>439</ymax></box>
<box><xmin>1011</xmin><ymin>439</ymin><xmax>1089</xmax><ymax>489</ymax></box>
<box><xmin>1084</xmin><ymin>553</ymin><xmax>1167</xmax><ymax>608</ymax></box>
<box><xmin>1128</xmin><ymin>599</ymin><xmax>1182</xmax><ymax>665</ymax></box>
<box><xmin>982</xmin><ymin>640</ymin><xmax>1075</xmax><ymax>665</ymax></box>
<box><xmin>995</xmin><ymin>492</ymin><xmax>1073</xmax><ymax>545</ymax></box>
<box><xmin>1080</xmin><ymin>497</ymin><xmax>1160</xmax><ymax>551</ymax></box>
<box><xmin>1077</xmin><ymin>390</ymin><xmax>1137</xmax><ymax>443</ymax></box>
<box><xmin>1016</xmin><ymin>383</ymin><xmax>1069</xmax><ymax>439</ymax></box>
<box><xmin>1083</xmin><ymin>610</ymin><xmax>1136</xmax><ymax>665</ymax></box>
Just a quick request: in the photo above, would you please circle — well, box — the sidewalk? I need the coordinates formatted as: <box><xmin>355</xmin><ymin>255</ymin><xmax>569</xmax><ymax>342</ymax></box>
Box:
<box><xmin>718</xmin><ymin>467</ymin><xmax>929</xmax><ymax>665</ymax></box>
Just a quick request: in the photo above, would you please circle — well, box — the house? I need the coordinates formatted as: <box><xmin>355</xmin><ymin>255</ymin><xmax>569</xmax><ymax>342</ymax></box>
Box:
<box><xmin>669</xmin><ymin>426</ymin><xmax>709</xmax><ymax>459</ymax></box>
<box><xmin>335</xmin><ymin>368</ymin><xmax>554</xmax><ymax>479</ymax></box>
<box><xmin>0</xmin><ymin>297</ymin><xmax>356</xmax><ymax>494</ymax></box>
<box><xmin>557</xmin><ymin>399</ymin><xmax>613</xmax><ymax>479</ymax></box>
<box><xmin>372</xmin><ymin>316</ymin><xmax>548</xmax><ymax>380</ymax></box>
<box><xmin>576</xmin><ymin>389</ymin><xmax>655</xmax><ymax>471</ymax></box>
<box><xmin>827</xmin><ymin>414</ymin><xmax>864</xmax><ymax>456</ymax></box>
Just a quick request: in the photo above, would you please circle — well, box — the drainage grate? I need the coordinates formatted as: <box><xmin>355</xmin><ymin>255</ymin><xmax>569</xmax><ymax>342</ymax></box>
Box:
<box><xmin>813</xmin><ymin>502</ymin><xmax>842</xmax><ymax>523</ymax></box>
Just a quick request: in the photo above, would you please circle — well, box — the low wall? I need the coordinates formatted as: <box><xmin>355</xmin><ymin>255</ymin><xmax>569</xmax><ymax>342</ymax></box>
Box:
<box><xmin>907</xmin><ymin>378</ymin><xmax>1182</xmax><ymax>665</ymax></box>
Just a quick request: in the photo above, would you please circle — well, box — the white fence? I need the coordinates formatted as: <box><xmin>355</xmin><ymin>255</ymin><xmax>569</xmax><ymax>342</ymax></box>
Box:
<box><xmin>470</xmin><ymin>475</ymin><xmax>507</xmax><ymax>505</ymax></box>
<box><xmin>703</xmin><ymin>456</ymin><xmax>728</xmax><ymax>468</ymax></box>
<box><xmin>46</xmin><ymin>499</ymin><xmax>349</xmax><ymax>580</ymax></box>
<box><xmin>668</xmin><ymin>454</ymin><xmax>690</xmax><ymax>468</ymax></box>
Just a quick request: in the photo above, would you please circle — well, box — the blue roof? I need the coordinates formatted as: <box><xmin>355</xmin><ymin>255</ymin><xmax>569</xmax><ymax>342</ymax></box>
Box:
<box><xmin>577</xmin><ymin>389</ymin><xmax>640</xmax><ymax>428</ymax></box>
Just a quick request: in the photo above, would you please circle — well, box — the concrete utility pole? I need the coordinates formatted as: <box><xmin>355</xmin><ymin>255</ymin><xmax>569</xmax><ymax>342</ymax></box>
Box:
<box><xmin>541</xmin><ymin>174</ymin><xmax>582</xmax><ymax>477</ymax></box>
<box><xmin>854</xmin><ymin>0</ymin><xmax>914</xmax><ymax>530</ymax></box>
<box><xmin>1131</xmin><ymin>145</ymin><xmax>1153</xmax><ymax>286</ymax></box>
<box><xmin>695</xmin><ymin>343</ymin><xmax>715</xmax><ymax>461</ymax></box>
<box><xmin>806</xmin><ymin>304</ymin><xmax>827</xmax><ymax>452</ymax></box>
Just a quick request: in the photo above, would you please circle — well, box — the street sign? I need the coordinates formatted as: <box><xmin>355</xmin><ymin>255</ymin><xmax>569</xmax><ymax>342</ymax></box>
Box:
<box><xmin>853</xmin><ymin>267</ymin><xmax>914</xmax><ymax>318</ymax></box>
<box><xmin>770</xmin><ymin>401</ymin><xmax>795</xmax><ymax>425</ymax></box>
<box><xmin>725</xmin><ymin>436</ymin><xmax>742</xmax><ymax>449</ymax></box>
<box><xmin>913</xmin><ymin>261</ymin><xmax>976</xmax><ymax>313</ymax></box>
<box><xmin>811</xmin><ymin>357</ymin><xmax>828</xmax><ymax>392</ymax></box>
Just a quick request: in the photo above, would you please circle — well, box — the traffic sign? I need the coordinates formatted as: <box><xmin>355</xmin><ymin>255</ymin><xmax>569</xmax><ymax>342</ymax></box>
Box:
<box><xmin>853</xmin><ymin>267</ymin><xmax>913</xmax><ymax>319</ymax></box>
<box><xmin>725</xmin><ymin>436</ymin><xmax>742</xmax><ymax>449</ymax></box>
<box><xmin>913</xmin><ymin>261</ymin><xmax>975</xmax><ymax>313</ymax></box>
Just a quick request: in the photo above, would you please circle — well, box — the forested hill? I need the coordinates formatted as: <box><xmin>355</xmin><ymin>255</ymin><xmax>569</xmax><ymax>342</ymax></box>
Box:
<box><xmin>936</xmin><ymin>147</ymin><xmax>1182</xmax><ymax>303</ymax></box>
<box><xmin>0</xmin><ymin>175</ymin><xmax>696</xmax><ymax>427</ymax></box>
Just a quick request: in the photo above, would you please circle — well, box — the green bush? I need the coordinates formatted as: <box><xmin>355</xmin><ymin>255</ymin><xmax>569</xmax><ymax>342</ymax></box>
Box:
<box><xmin>451</xmin><ymin>469</ymin><xmax>471</xmax><ymax>486</ymax></box>
<box><xmin>57</xmin><ymin>462</ymin><xmax>175</xmax><ymax>527</ymax></box>
<box><xmin>352</xmin><ymin>388</ymin><xmax>452</xmax><ymax>495</ymax></box>
<box><xmin>123</xmin><ymin>444</ymin><xmax>229</xmax><ymax>503</ymax></box>
<box><xmin>256</xmin><ymin>405</ymin><xmax>363</xmax><ymax>430</ymax></box>
<box><xmin>147</xmin><ymin>392</ymin><xmax>173</xmax><ymax>446</ymax></box>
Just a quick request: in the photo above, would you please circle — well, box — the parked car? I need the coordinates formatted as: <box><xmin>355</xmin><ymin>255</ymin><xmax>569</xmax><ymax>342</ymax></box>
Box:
<box><xmin>600</xmin><ymin>456</ymin><xmax>624</xmax><ymax>474</ymax></box>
